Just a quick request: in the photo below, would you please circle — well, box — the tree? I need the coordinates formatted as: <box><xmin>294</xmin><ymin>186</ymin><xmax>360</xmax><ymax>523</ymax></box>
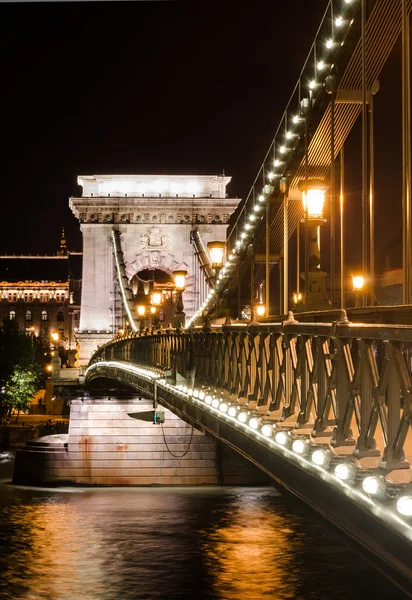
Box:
<box><xmin>0</xmin><ymin>319</ymin><xmax>49</xmax><ymax>421</ymax></box>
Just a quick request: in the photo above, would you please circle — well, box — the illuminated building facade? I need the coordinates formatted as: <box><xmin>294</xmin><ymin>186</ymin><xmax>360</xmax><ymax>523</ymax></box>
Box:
<box><xmin>0</xmin><ymin>231</ymin><xmax>82</xmax><ymax>362</ymax></box>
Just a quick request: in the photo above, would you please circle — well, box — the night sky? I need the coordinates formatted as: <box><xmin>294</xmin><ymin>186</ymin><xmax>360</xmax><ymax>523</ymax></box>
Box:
<box><xmin>0</xmin><ymin>0</ymin><xmax>404</xmax><ymax>272</ymax></box>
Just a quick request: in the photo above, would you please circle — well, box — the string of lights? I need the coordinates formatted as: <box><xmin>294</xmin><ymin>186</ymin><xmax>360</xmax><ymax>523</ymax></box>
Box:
<box><xmin>186</xmin><ymin>0</ymin><xmax>357</xmax><ymax>328</ymax></box>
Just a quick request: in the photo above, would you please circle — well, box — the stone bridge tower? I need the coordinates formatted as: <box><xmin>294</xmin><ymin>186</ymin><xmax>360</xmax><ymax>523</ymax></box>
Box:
<box><xmin>69</xmin><ymin>174</ymin><xmax>239</xmax><ymax>363</ymax></box>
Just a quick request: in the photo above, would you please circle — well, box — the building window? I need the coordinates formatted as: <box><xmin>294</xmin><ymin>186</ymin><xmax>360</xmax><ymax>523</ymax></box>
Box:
<box><xmin>9</xmin><ymin>311</ymin><xmax>15</xmax><ymax>320</ymax></box>
<box><xmin>25</xmin><ymin>310</ymin><xmax>32</xmax><ymax>322</ymax></box>
<box><xmin>57</xmin><ymin>311</ymin><xmax>64</xmax><ymax>322</ymax></box>
<box><xmin>41</xmin><ymin>310</ymin><xmax>48</xmax><ymax>321</ymax></box>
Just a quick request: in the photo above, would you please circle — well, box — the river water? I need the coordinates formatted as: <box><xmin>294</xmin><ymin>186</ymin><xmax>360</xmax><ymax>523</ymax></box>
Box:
<box><xmin>0</xmin><ymin>450</ymin><xmax>408</xmax><ymax>600</ymax></box>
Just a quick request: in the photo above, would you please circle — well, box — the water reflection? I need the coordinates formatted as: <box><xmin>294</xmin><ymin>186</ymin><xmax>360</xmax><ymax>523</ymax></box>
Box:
<box><xmin>0</xmin><ymin>452</ymin><xmax>408</xmax><ymax>600</ymax></box>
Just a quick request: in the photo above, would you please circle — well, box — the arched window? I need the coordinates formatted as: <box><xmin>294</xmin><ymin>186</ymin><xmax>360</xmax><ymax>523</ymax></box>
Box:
<box><xmin>57</xmin><ymin>311</ymin><xmax>64</xmax><ymax>322</ymax></box>
<box><xmin>41</xmin><ymin>310</ymin><xmax>48</xmax><ymax>321</ymax></box>
<box><xmin>9</xmin><ymin>311</ymin><xmax>15</xmax><ymax>320</ymax></box>
<box><xmin>25</xmin><ymin>310</ymin><xmax>32</xmax><ymax>322</ymax></box>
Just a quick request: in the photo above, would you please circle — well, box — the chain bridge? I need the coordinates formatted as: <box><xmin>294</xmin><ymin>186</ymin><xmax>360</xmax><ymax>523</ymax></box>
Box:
<box><xmin>19</xmin><ymin>0</ymin><xmax>412</xmax><ymax>594</ymax></box>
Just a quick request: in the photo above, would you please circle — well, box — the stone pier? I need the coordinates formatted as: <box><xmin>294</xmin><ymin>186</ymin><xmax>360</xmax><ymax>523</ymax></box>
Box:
<box><xmin>13</xmin><ymin>398</ymin><xmax>268</xmax><ymax>486</ymax></box>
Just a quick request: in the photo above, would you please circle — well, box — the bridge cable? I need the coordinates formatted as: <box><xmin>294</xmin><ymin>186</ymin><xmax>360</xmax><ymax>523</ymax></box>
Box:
<box><xmin>160</xmin><ymin>423</ymin><xmax>194</xmax><ymax>458</ymax></box>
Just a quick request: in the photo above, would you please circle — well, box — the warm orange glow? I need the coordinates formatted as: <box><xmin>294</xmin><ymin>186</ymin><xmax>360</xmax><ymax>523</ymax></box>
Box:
<box><xmin>151</xmin><ymin>292</ymin><xmax>162</xmax><ymax>306</ymax></box>
<box><xmin>150</xmin><ymin>306</ymin><xmax>156</xmax><ymax>314</ymax></box>
<box><xmin>137</xmin><ymin>305</ymin><xmax>146</xmax><ymax>317</ymax></box>
<box><xmin>255</xmin><ymin>304</ymin><xmax>265</xmax><ymax>317</ymax></box>
<box><xmin>352</xmin><ymin>275</ymin><xmax>365</xmax><ymax>290</ymax></box>
<box><xmin>293</xmin><ymin>292</ymin><xmax>303</xmax><ymax>304</ymax></box>
<box><xmin>51</xmin><ymin>332</ymin><xmax>59</xmax><ymax>342</ymax></box>
<box><xmin>207</xmin><ymin>241</ymin><xmax>225</xmax><ymax>268</ymax></box>
<box><xmin>46</xmin><ymin>365</ymin><xmax>52</xmax><ymax>372</ymax></box>
<box><xmin>299</xmin><ymin>180</ymin><xmax>328</xmax><ymax>219</ymax></box>
<box><xmin>118</xmin><ymin>329</ymin><xmax>125</xmax><ymax>336</ymax></box>
<box><xmin>173</xmin><ymin>270</ymin><xmax>187</xmax><ymax>291</ymax></box>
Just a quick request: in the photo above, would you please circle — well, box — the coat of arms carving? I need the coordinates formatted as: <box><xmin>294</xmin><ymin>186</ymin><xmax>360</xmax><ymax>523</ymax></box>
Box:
<box><xmin>139</xmin><ymin>226</ymin><xmax>171</xmax><ymax>252</ymax></box>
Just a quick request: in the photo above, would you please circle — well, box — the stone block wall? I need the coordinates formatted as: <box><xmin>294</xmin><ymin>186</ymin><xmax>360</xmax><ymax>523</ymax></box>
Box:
<box><xmin>13</xmin><ymin>398</ymin><xmax>269</xmax><ymax>486</ymax></box>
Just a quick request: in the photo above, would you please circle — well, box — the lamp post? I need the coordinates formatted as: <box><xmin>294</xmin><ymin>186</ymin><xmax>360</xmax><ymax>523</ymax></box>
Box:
<box><xmin>255</xmin><ymin>303</ymin><xmax>266</xmax><ymax>320</ymax></box>
<box><xmin>173</xmin><ymin>270</ymin><xmax>187</xmax><ymax>328</ymax></box>
<box><xmin>299</xmin><ymin>180</ymin><xmax>330</xmax><ymax>310</ymax></box>
<box><xmin>137</xmin><ymin>304</ymin><xmax>146</xmax><ymax>330</ymax></box>
<box><xmin>50</xmin><ymin>332</ymin><xmax>61</xmax><ymax>377</ymax></box>
<box><xmin>207</xmin><ymin>241</ymin><xmax>225</xmax><ymax>318</ymax></box>
<box><xmin>352</xmin><ymin>275</ymin><xmax>365</xmax><ymax>308</ymax></box>
<box><xmin>151</xmin><ymin>291</ymin><xmax>162</xmax><ymax>329</ymax></box>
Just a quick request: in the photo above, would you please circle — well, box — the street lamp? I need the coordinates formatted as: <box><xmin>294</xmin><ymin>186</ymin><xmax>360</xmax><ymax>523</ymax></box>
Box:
<box><xmin>173</xmin><ymin>270</ymin><xmax>187</xmax><ymax>328</ymax></box>
<box><xmin>299</xmin><ymin>179</ymin><xmax>330</xmax><ymax>309</ymax></box>
<box><xmin>207</xmin><ymin>241</ymin><xmax>225</xmax><ymax>277</ymax></box>
<box><xmin>352</xmin><ymin>275</ymin><xmax>365</xmax><ymax>308</ymax></box>
<box><xmin>255</xmin><ymin>303</ymin><xmax>266</xmax><ymax>319</ymax></box>
<box><xmin>151</xmin><ymin>291</ymin><xmax>162</xmax><ymax>329</ymax></box>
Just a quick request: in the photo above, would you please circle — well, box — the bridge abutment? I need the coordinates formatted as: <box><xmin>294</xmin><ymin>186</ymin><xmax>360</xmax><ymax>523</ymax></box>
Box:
<box><xmin>13</xmin><ymin>397</ymin><xmax>268</xmax><ymax>486</ymax></box>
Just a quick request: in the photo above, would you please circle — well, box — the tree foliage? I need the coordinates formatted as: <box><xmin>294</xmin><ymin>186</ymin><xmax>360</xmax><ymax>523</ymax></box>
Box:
<box><xmin>0</xmin><ymin>320</ymin><xmax>49</xmax><ymax>419</ymax></box>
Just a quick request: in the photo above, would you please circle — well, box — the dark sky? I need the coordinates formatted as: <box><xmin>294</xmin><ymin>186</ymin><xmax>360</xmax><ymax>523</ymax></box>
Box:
<box><xmin>0</xmin><ymin>0</ymin><xmax>329</xmax><ymax>254</ymax></box>
<box><xmin>0</xmin><ymin>0</ymin><xmax>404</xmax><ymax>273</ymax></box>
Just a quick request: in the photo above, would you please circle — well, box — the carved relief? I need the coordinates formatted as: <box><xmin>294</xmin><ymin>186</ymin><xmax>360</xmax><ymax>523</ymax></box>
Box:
<box><xmin>139</xmin><ymin>226</ymin><xmax>171</xmax><ymax>252</ymax></box>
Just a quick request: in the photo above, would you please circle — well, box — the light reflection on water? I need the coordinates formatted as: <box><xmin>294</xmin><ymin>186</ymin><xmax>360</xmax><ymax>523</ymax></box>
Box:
<box><xmin>0</xmin><ymin>452</ymin><xmax>408</xmax><ymax>600</ymax></box>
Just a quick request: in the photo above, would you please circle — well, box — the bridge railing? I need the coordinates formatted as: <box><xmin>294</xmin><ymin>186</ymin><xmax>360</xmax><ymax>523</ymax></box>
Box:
<box><xmin>90</xmin><ymin>311</ymin><xmax>412</xmax><ymax>472</ymax></box>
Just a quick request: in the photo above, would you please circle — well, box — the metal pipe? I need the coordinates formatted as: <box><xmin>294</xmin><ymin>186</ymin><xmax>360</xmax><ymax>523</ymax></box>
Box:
<box><xmin>369</xmin><ymin>94</ymin><xmax>375</xmax><ymax>306</ymax></box>
<box><xmin>340</xmin><ymin>147</ymin><xmax>345</xmax><ymax>309</ymax></box>
<box><xmin>361</xmin><ymin>0</ymin><xmax>368</xmax><ymax>307</ymax></box>
<box><xmin>284</xmin><ymin>193</ymin><xmax>289</xmax><ymax>314</ymax></box>
<box><xmin>297</xmin><ymin>221</ymin><xmax>300</xmax><ymax>296</ymax></box>
<box><xmin>402</xmin><ymin>0</ymin><xmax>411</xmax><ymax>304</ymax></box>
<box><xmin>266</xmin><ymin>200</ymin><xmax>270</xmax><ymax>316</ymax></box>
<box><xmin>304</xmin><ymin>111</ymin><xmax>309</xmax><ymax>311</ymax></box>
<box><xmin>330</xmin><ymin>91</ymin><xmax>336</xmax><ymax>309</ymax></box>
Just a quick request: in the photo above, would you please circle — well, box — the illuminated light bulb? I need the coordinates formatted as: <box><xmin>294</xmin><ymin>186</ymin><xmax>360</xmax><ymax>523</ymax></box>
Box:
<box><xmin>292</xmin><ymin>439</ymin><xmax>308</xmax><ymax>454</ymax></box>
<box><xmin>177</xmin><ymin>384</ymin><xmax>183</xmax><ymax>390</ymax></box>
<box><xmin>344</xmin><ymin>0</ymin><xmax>352</xmax><ymax>4</ymax></box>
<box><xmin>274</xmin><ymin>431</ymin><xmax>290</xmax><ymax>446</ymax></box>
<box><xmin>292</xmin><ymin>115</ymin><xmax>299</xmax><ymax>124</ymax></box>
<box><xmin>311</xmin><ymin>449</ymin><xmax>329</xmax><ymax>467</ymax></box>
<box><xmin>245</xmin><ymin>223</ymin><xmax>251</xmax><ymax>230</ymax></box>
<box><xmin>334</xmin><ymin>463</ymin><xmax>356</xmax><ymax>482</ymax></box>
<box><xmin>268</xmin><ymin>172</ymin><xmax>274</xmax><ymax>180</ymax></box>
<box><xmin>199</xmin><ymin>391</ymin><xmax>205</xmax><ymax>400</ymax></box>
<box><xmin>335</xmin><ymin>16</ymin><xmax>343</xmax><ymax>27</ymax></box>
<box><xmin>309</xmin><ymin>80</ymin><xmax>316</xmax><ymax>90</ymax></box>
<box><xmin>261</xmin><ymin>424</ymin><xmax>273</xmax><ymax>437</ymax></box>
<box><xmin>219</xmin><ymin>402</ymin><xmax>228</xmax><ymax>413</ymax></box>
<box><xmin>182</xmin><ymin>386</ymin><xmax>188</xmax><ymax>393</ymax></box>
<box><xmin>188</xmin><ymin>388</ymin><xmax>193</xmax><ymax>396</ymax></box>
<box><xmin>258</xmin><ymin>194</ymin><xmax>265</xmax><ymax>202</ymax></box>
<box><xmin>248</xmin><ymin>417</ymin><xmax>260</xmax><ymax>430</ymax></box>
<box><xmin>212</xmin><ymin>398</ymin><xmax>220</xmax><ymax>408</ymax></box>
<box><xmin>254</xmin><ymin>204</ymin><xmax>262</xmax><ymax>212</ymax></box>
<box><xmin>241</xmin><ymin>232</ymin><xmax>247</xmax><ymax>239</ymax></box>
<box><xmin>279</xmin><ymin>146</ymin><xmax>286</xmax><ymax>154</ymax></box>
<box><xmin>326</xmin><ymin>38</ymin><xmax>333</xmax><ymax>49</ymax></box>
<box><xmin>249</xmin><ymin>214</ymin><xmax>256</xmax><ymax>221</ymax></box>
<box><xmin>362</xmin><ymin>476</ymin><xmax>379</xmax><ymax>495</ymax></box>
<box><xmin>397</xmin><ymin>496</ymin><xmax>412</xmax><ymax>517</ymax></box>
<box><xmin>317</xmin><ymin>60</ymin><xmax>325</xmax><ymax>70</ymax></box>
<box><xmin>237</xmin><ymin>412</ymin><xmax>248</xmax><ymax>423</ymax></box>
<box><xmin>205</xmin><ymin>395</ymin><xmax>212</xmax><ymax>405</ymax></box>
<box><xmin>236</xmin><ymin>240</ymin><xmax>242</xmax><ymax>247</ymax></box>
<box><xmin>229</xmin><ymin>253</ymin><xmax>234</xmax><ymax>260</ymax></box>
<box><xmin>274</xmin><ymin>159</ymin><xmax>280</xmax><ymax>166</ymax></box>
<box><xmin>286</xmin><ymin>131</ymin><xmax>292</xmax><ymax>139</ymax></box>
<box><xmin>228</xmin><ymin>406</ymin><xmax>238</xmax><ymax>417</ymax></box>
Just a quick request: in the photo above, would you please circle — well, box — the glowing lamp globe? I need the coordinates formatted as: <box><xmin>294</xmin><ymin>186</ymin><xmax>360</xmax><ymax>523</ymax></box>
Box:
<box><xmin>137</xmin><ymin>305</ymin><xmax>146</xmax><ymax>317</ymax></box>
<box><xmin>207</xmin><ymin>241</ymin><xmax>225</xmax><ymax>269</ymax></box>
<box><xmin>298</xmin><ymin>180</ymin><xmax>328</xmax><ymax>220</ymax></box>
<box><xmin>255</xmin><ymin>304</ymin><xmax>266</xmax><ymax>318</ymax></box>
<box><xmin>352</xmin><ymin>275</ymin><xmax>365</xmax><ymax>291</ymax></box>
<box><xmin>173</xmin><ymin>270</ymin><xmax>187</xmax><ymax>291</ymax></box>
<box><xmin>152</xmin><ymin>292</ymin><xmax>162</xmax><ymax>306</ymax></box>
